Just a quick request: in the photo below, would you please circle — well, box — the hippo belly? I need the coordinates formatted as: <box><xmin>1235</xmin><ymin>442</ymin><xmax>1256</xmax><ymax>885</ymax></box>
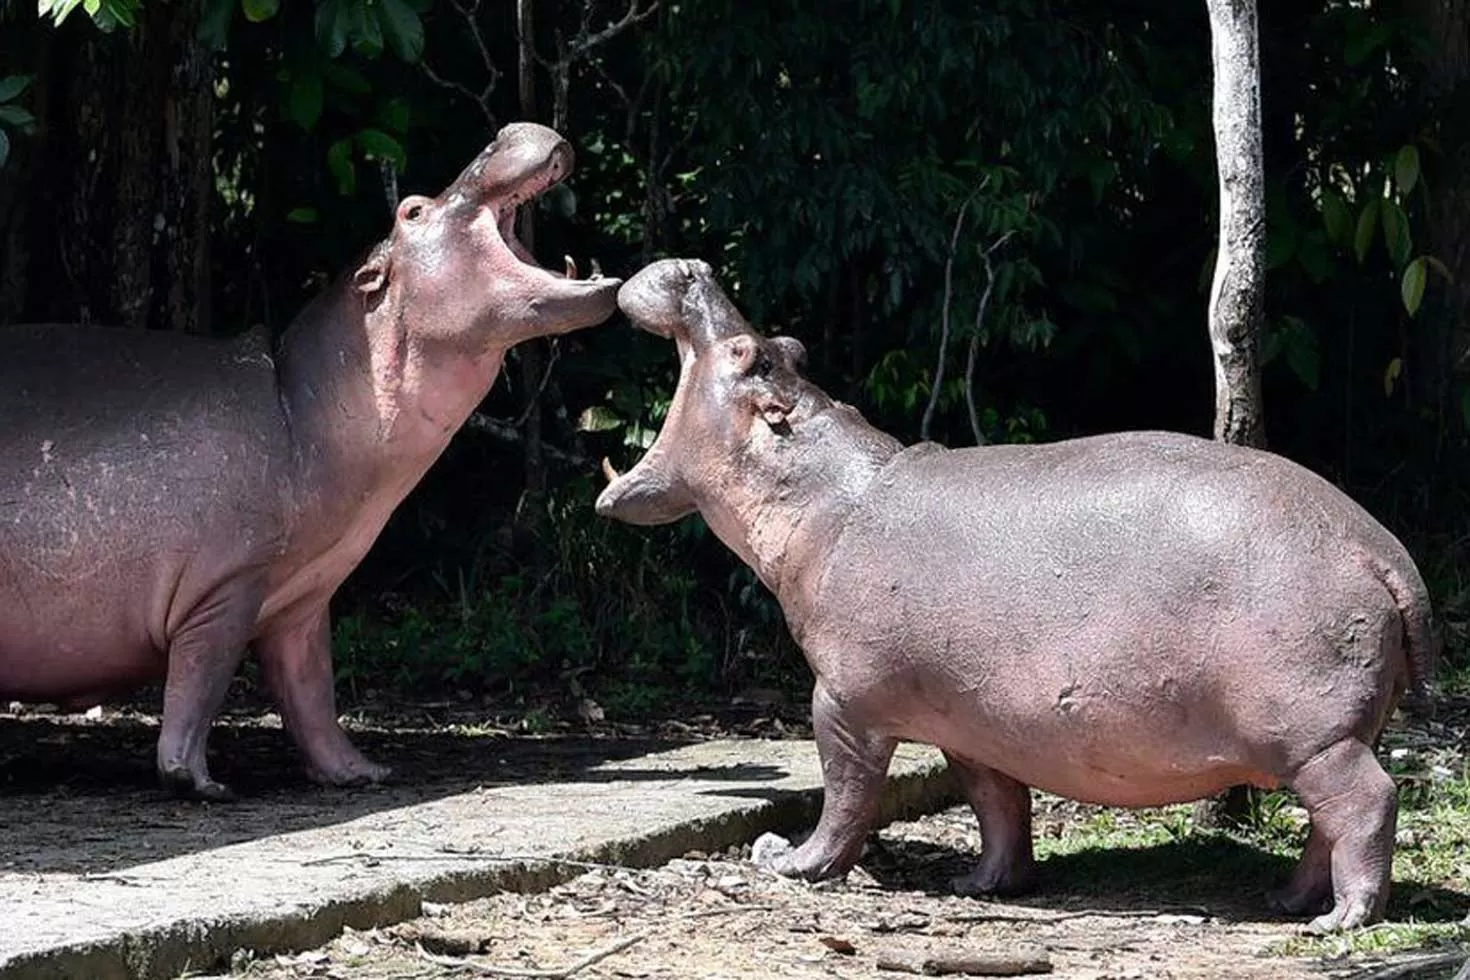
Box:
<box><xmin>0</xmin><ymin>341</ymin><xmax>290</xmax><ymax>706</ymax></box>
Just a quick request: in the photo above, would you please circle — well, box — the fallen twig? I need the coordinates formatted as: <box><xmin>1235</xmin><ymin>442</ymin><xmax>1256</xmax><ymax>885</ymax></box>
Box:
<box><xmin>876</xmin><ymin>948</ymin><xmax>1053</xmax><ymax>976</ymax></box>
<box><xmin>674</xmin><ymin>903</ymin><xmax>780</xmax><ymax>920</ymax></box>
<box><xmin>298</xmin><ymin>851</ymin><xmax>628</xmax><ymax>872</ymax></box>
<box><xmin>1349</xmin><ymin>949</ymin><xmax>1470</xmax><ymax>980</ymax></box>
<box><xmin>415</xmin><ymin>932</ymin><xmax>645</xmax><ymax>978</ymax></box>
<box><xmin>944</xmin><ymin>904</ymin><xmax>1211</xmax><ymax>926</ymax></box>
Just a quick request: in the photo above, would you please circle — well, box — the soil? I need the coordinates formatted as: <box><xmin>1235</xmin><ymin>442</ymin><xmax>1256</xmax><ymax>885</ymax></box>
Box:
<box><xmin>3</xmin><ymin>691</ymin><xmax>1467</xmax><ymax>980</ymax></box>
<box><xmin>219</xmin><ymin>801</ymin><xmax>1463</xmax><ymax>980</ymax></box>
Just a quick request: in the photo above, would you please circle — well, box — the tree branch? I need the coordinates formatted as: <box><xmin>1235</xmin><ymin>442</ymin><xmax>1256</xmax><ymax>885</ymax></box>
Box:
<box><xmin>964</xmin><ymin>231</ymin><xmax>1014</xmax><ymax>446</ymax></box>
<box><xmin>921</xmin><ymin>180</ymin><xmax>988</xmax><ymax>442</ymax></box>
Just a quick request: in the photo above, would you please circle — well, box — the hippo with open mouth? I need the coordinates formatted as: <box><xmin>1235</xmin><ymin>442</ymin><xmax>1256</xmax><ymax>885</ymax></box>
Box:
<box><xmin>595</xmin><ymin>258</ymin><xmax>1436</xmax><ymax>932</ymax></box>
<box><xmin>0</xmin><ymin>123</ymin><xmax>620</xmax><ymax>799</ymax></box>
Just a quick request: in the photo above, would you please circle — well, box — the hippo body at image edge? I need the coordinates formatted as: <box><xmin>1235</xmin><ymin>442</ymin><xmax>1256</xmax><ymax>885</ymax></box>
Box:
<box><xmin>0</xmin><ymin>123</ymin><xmax>621</xmax><ymax>799</ymax></box>
<box><xmin>594</xmin><ymin>258</ymin><xmax>1437</xmax><ymax>934</ymax></box>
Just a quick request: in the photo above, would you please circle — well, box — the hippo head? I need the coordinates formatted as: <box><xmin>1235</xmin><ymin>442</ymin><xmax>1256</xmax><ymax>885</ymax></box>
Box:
<box><xmin>351</xmin><ymin>122</ymin><xmax>619</xmax><ymax>350</ymax></box>
<box><xmin>596</xmin><ymin>259</ymin><xmax>826</xmax><ymax>525</ymax></box>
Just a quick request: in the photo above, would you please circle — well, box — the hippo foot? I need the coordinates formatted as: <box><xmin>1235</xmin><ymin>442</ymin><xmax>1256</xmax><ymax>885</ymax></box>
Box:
<box><xmin>951</xmin><ymin>855</ymin><xmax>1036</xmax><ymax>898</ymax></box>
<box><xmin>1302</xmin><ymin>896</ymin><xmax>1380</xmax><ymax>934</ymax></box>
<box><xmin>750</xmin><ymin>831</ymin><xmax>853</xmax><ymax>881</ymax></box>
<box><xmin>305</xmin><ymin>753</ymin><xmax>391</xmax><ymax>788</ymax></box>
<box><xmin>1266</xmin><ymin>885</ymin><xmax>1332</xmax><ymax>919</ymax></box>
<box><xmin>158</xmin><ymin>767</ymin><xmax>236</xmax><ymax>803</ymax></box>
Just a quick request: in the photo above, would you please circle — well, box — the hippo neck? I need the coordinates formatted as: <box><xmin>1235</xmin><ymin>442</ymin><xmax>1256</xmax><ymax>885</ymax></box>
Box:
<box><xmin>274</xmin><ymin>278</ymin><xmax>504</xmax><ymax>500</ymax></box>
<box><xmin>706</xmin><ymin>403</ymin><xmax>901</xmax><ymax>629</ymax></box>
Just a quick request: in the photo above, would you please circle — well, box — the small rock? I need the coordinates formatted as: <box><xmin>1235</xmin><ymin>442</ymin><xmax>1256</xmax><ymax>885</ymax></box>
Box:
<box><xmin>820</xmin><ymin>936</ymin><xmax>857</xmax><ymax>955</ymax></box>
<box><xmin>422</xmin><ymin>901</ymin><xmax>451</xmax><ymax>918</ymax></box>
<box><xmin>750</xmin><ymin>832</ymin><xmax>793</xmax><ymax>868</ymax></box>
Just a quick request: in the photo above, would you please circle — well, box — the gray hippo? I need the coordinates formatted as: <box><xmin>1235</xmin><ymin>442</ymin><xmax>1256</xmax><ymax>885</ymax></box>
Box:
<box><xmin>595</xmin><ymin>258</ymin><xmax>1436</xmax><ymax>933</ymax></box>
<box><xmin>0</xmin><ymin>123</ymin><xmax>620</xmax><ymax>800</ymax></box>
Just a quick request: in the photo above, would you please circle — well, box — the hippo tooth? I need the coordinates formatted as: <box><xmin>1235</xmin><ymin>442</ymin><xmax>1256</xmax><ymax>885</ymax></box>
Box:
<box><xmin>601</xmin><ymin>457</ymin><xmax>621</xmax><ymax>482</ymax></box>
<box><xmin>564</xmin><ymin>255</ymin><xmax>578</xmax><ymax>279</ymax></box>
<box><xmin>590</xmin><ymin>258</ymin><xmax>603</xmax><ymax>280</ymax></box>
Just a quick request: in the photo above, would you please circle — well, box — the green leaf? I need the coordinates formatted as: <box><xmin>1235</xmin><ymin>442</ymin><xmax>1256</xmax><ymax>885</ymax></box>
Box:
<box><xmin>0</xmin><ymin>105</ymin><xmax>35</xmax><ymax>129</ymax></box>
<box><xmin>355</xmin><ymin>128</ymin><xmax>406</xmax><ymax>171</ymax></box>
<box><xmin>286</xmin><ymin>207</ymin><xmax>319</xmax><ymax>223</ymax></box>
<box><xmin>1425</xmin><ymin>255</ymin><xmax>1455</xmax><ymax>284</ymax></box>
<box><xmin>321</xmin><ymin>62</ymin><xmax>372</xmax><ymax>95</ymax></box>
<box><xmin>314</xmin><ymin>0</ymin><xmax>350</xmax><ymax>58</ymax></box>
<box><xmin>349</xmin><ymin>0</ymin><xmax>384</xmax><ymax>58</ymax></box>
<box><xmin>377</xmin><ymin>0</ymin><xmax>425</xmax><ymax>63</ymax></box>
<box><xmin>241</xmin><ymin>0</ymin><xmax>278</xmax><ymax>22</ymax></box>
<box><xmin>288</xmin><ymin>73</ymin><xmax>324</xmax><ymax>131</ymax></box>
<box><xmin>1401</xmin><ymin>256</ymin><xmax>1428</xmax><ymax>317</ymax></box>
<box><xmin>1354</xmin><ymin>198</ymin><xmax>1379</xmax><ymax>265</ymax></box>
<box><xmin>1394</xmin><ymin>145</ymin><xmax>1420</xmax><ymax>197</ymax></box>
<box><xmin>0</xmin><ymin>76</ymin><xmax>32</xmax><ymax>104</ymax></box>
<box><xmin>1381</xmin><ymin>200</ymin><xmax>1411</xmax><ymax>268</ymax></box>
<box><xmin>577</xmin><ymin>406</ymin><xmax>624</xmax><ymax>433</ymax></box>
<box><xmin>327</xmin><ymin>138</ymin><xmax>356</xmax><ymax>196</ymax></box>
<box><xmin>0</xmin><ymin>129</ymin><xmax>9</xmax><ymax>170</ymax></box>
<box><xmin>198</xmin><ymin>0</ymin><xmax>233</xmax><ymax>49</ymax></box>
<box><xmin>1320</xmin><ymin>189</ymin><xmax>1350</xmax><ymax>248</ymax></box>
<box><xmin>1281</xmin><ymin>317</ymin><xmax>1320</xmax><ymax>392</ymax></box>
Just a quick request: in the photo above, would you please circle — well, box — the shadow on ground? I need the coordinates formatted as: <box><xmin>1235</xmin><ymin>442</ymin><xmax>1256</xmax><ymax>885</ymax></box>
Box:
<box><xmin>860</xmin><ymin>832</ymin><xmax>1470</xmax><ymax>926</ymax></box>
<box><xmin>0</xmin><ymin>696</ymin><xmax>791</xmax><ymax>877</ymax></box>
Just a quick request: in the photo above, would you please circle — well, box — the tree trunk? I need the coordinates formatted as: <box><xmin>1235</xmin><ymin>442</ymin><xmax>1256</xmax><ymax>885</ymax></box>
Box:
<box><xmin>1407</xmin><ymin>0</ymin><xmax>1470</xmax><ymax>419</ymax></box>
<box><xmin>1</xmin><ymin>7</ymin><xmax>212</xmax><ymax>333</ymax></box>
<box><xmin>1196</xmin><ymin>0</ymin><xmax>1267</xmax><ymax>831</ymax></box>
<box><xmin>1204</xmin><ymin>0</ymin><xmax>1266</xmax><ymax>448</ymax></box>
<box><xmin>514</xmin><ymin>0</ymin><xmax>549</xmax><ymax>546</ymax></box>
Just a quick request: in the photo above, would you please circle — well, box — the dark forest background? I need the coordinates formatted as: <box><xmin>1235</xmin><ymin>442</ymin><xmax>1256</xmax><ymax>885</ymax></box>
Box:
<box><xmin>1</xmin><ymin>0</ymin><xmax>1467</xmax><ymax>715</ymax></box>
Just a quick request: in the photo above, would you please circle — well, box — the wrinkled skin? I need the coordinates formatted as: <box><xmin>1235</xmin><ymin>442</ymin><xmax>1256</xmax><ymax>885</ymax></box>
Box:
<box><xmin>597</xmin><ymin>258</ymin><xmax>1438</xmax><ymax>933</ymax></box>
<box><xmin>0</xmin><ymin>123</ymin><xmax>620</xmax><ymax>800</ymax></box>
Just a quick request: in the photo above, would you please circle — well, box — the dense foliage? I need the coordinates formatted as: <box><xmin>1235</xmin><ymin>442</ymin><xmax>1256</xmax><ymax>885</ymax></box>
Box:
<box><xmin>1</xmin><ymin>0</ymin><xmax>1467</xmax><ymax>711</ymax></box>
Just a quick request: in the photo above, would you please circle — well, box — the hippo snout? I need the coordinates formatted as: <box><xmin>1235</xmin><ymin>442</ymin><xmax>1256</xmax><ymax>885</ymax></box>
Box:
<box><xmin>617</xmin><ymin>259</ymin><xmax>714</xmax><ymax>339</ymax></box>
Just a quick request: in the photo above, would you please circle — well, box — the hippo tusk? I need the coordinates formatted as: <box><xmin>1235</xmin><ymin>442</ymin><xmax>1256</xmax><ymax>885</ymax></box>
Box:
<box><xmin>601</xmin><ymin>457</ymin><xmax>621</xmax><ymax>483</ymax></box>
<box><xmin>564</xmin><ymin>255</ymin><xmax>578</xmax><ymax>279</ymax></box>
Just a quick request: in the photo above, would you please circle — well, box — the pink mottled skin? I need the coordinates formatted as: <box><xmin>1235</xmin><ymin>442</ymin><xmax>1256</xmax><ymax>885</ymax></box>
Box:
<box><xmin>596</xmin><ymin>258</ymin><xmax>1437</xmax><ymax>934</ymax></box>
<box><xmin>0</xmin><ymin>123</ymin><xmax>621</xmax><ymax>800</ymax></box>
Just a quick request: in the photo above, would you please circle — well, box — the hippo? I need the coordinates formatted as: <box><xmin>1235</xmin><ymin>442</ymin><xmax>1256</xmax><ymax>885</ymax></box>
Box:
<box><xmin>595</xmin><ymin>258</ymin><xmax>1437</xmax><ymax>933</ymax></box>
<box><xmin>0</xmin><ymin>123</ymin><xmax>620</xmax><ymax>800</ymax></box>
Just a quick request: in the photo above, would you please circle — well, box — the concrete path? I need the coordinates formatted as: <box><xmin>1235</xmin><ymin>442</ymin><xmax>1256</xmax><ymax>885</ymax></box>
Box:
<box><xmin>0</xmin><ymin>740</ymin><xmax>952</xmax><ymax>980</ymax></box>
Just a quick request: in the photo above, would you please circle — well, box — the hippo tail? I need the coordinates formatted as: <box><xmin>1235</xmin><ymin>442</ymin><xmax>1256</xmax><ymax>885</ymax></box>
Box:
<box><xmin>1365</xmin><ymin>551</ymin><xmax>1440</xmax><ymax>719</ymax></box>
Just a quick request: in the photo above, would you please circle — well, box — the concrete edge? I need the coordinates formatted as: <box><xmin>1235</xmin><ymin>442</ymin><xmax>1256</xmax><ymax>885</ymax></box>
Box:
<box><xmin>3</xmin><ymin>756</ymin><xmax>959</xmax><ymax>980</ymax></box>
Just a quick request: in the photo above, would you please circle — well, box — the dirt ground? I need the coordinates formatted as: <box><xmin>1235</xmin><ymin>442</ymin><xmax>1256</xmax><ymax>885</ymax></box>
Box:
<box><xmin>218</xmin><ymin>798</ymin><xmax>1465</xmax><ymax>980</ymax></box>
<box><xmin>3</xmin><ymin>690</ymin><xmax>1467</xmax><ymax>980</ymax></box>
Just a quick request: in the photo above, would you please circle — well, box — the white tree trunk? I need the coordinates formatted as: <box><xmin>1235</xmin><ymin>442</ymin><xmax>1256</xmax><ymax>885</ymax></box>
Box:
<box><xmin>1205</xmin><ymin>0</ymin><xmax>1266</xmax><ymax>447</ymax></box>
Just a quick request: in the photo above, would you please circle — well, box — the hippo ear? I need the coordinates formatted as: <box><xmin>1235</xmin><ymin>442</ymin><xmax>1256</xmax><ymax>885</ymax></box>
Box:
<box><xmin>771</xmin><ymin>335</ymin><xmax>807</xmax><ymax>371</ymax></box>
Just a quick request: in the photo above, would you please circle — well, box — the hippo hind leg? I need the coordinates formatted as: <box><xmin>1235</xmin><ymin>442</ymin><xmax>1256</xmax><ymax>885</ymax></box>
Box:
<box><xmin>156</xmin><ymin>587</ymin><xmax>259</xmax><ymax>801</ymax></box>
<box><xmin>944</xmin><ymin>753</ymin><xmax>1036</xmax><ymax>897</ymax></box>
<box><xmin>754</xmin><ymin>681</ymin><xmax>896</xmax><ymax>880</ymax></box>
<box><xmin>1285</xmin><ymin>737</ymin><xmax>1397</xmax><ymax>932</ymax></box>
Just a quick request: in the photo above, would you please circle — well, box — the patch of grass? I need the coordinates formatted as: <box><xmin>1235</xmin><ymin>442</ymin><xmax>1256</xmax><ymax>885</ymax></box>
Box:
<box><xmin>1272</xmin><ymin>919</ymin><xmax>1470</xmax><ymax>959</ymax></box>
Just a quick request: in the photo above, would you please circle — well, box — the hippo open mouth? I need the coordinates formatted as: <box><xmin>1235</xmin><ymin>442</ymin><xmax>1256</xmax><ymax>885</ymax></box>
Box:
<box><xmin>447</xmin><ymin>123</ymin><xmax>608</xmax><ymax>290</ymax></box>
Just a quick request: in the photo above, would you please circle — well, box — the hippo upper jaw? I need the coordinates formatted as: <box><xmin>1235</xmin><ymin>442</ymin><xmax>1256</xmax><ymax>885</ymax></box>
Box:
<box><xmin>414</xmin><ymin>122</ymin><xmax>621</xmax><ymax>345</ymax></box>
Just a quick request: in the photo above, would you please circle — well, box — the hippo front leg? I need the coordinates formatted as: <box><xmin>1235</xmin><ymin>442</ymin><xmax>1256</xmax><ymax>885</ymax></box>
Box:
<box><xmin>257</xmin><ymin>609</ymin><xmax>389</xmax><ymax>787</ymax></box>
<box><xmin>156</xmin><ymin>588</ymin><xmax>258</xmax><ymax>801</ymax></box>
<box><xmin>754</xmin><ymin>682</ymin><xmax>897</xmax><ymax>880</ymax></box>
